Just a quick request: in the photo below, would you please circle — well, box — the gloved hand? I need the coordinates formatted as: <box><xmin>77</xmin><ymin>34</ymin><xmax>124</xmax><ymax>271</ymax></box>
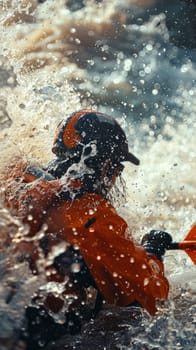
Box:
<box><xmin>141</xmin><ymin>230</ymin><xmax>172</xmax><ymax>261</ymax></box>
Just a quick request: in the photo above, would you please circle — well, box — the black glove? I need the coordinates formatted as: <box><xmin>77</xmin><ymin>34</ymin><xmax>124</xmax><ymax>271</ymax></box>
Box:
<box><xmin>141</xmin><ymin>230</ymin><xmax>172</xmax><ymax>261</ymax></box>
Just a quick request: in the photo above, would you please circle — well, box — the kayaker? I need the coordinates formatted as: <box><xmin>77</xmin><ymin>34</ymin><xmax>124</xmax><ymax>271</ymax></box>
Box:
<box><xmin>3</xmin><ymin>110</ymin><xmax>172</xmax><ymax>347</ymax></box>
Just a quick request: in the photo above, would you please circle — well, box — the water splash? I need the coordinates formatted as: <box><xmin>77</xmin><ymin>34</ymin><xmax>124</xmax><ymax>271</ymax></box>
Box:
<box><xmin>0</xmin><ymin>1</ymin><xmax>195</xmax><ymax>349</ymax></box>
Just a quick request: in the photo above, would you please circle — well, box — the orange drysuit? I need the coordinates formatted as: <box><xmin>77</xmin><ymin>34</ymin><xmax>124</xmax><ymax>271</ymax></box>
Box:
<box><xmin>3</xmin><ymin>161</ymin><xmax>169</xmax><ymax>315</ymax></box>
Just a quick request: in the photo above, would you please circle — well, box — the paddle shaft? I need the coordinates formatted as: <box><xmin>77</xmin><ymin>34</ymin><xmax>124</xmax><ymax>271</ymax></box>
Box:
<box><xmin>168</xmin><ymin>241</ymin><xmax>196</xmax><ymax>250</ymax></box>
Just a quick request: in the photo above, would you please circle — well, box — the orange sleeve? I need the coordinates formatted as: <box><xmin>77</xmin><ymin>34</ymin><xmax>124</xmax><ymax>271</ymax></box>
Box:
<box><xmin>1</xmin><ymin>160</ymin><xmax>64</xmax><ymax>272</ymax></box>
<box><xmin>45</xmin><ymin>193</ymin><xmax>169</xmax><ymax>315</ymax></box>
<box><xmin>2</xmin><ymin>160</ymin><xmax>63</xmax><ymax>235</ymax></box>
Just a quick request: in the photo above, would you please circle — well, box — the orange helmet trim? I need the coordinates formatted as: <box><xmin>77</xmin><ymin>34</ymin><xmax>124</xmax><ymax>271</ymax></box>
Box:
<box><xmin>63</xmin><ymin>110</ymin><xmax>96</xmax><ymax>149</ymax></box>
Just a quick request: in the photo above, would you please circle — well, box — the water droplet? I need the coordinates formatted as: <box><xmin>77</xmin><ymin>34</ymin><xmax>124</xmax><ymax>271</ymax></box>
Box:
<box><xmin>142</xmin><ymin>264</ymin><xmax>147</xmax><ymax>269</ymax></box>
<box><xmin>146</xmin><ymin>44</ymin><xmax>153</xmax><ymax>51</ymax></box>
<box><xmin>70</xmin><ymin>27</ymin><xmax>76</xmax><ymax>33</ymax></box>
<box><xmin>71</xmin><ymin>263</ymin><xmax>80</xmax><ymax>273</ymax></box>
<box><xmin>72</xmin><ymin>228</ymin><xmax>78</xmax><ymax>235</ymax></box>
<box><xmin>144</xmin><ymin>278</ymin><xmax>150</xmax><ymax>286</ymax></box>
<box><xmin>75</xmin><ymin>38</ymin><xmax>81</xmax><ymax>44</ymax></box>
<box><xmin>152</xmin><ymin>89</ymin><xmax>158</xmax><ymax>95</ymax></box>
<box><xmin>38</xmin><ymin>340</ymin><xmax>46</xmax><ymax>347</ymax></box>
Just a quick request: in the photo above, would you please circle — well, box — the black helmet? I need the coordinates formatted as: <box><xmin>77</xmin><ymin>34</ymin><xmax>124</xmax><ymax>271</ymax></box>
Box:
<box><xmin>52</xmin><ymin>110</ymin><xmax>139</xmax><ymax>165</ymax></box>
<box><xmin>47</xmin><ymin>110</ymin><xmax>139</xmax><ymax>193</ymax></box>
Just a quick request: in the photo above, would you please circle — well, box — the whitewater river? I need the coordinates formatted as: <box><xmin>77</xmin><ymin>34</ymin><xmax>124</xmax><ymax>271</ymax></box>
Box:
<box><xmin>0</xmin><ymin>1</ymin><xmax>195</xmax><ymax>349</ymax></box>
